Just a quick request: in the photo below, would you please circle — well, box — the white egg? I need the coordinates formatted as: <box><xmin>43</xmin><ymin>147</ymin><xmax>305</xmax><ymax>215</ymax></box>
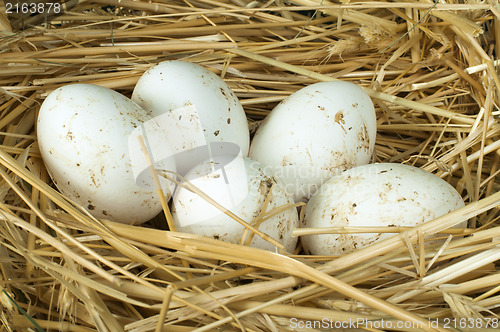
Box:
<box><xmin>172</xmin><ymin>156</ymin><xmax>299</xmax><ymax>252</ymax></box>
<box><xmin>249</xmin><ymin>81</ymin><xmax>376</xmax><ymax>202</ymax></box>
<box><xmin>132</xmin><ymin>60</ymin><xmax>250</xmax><ymax>156</ymax></box>
<box><xmin>37</xmin><ymin>83</ymin><xmax>176</xmax><ymax>224</ymax></box>
<box><xmin>301</xmin><ymin>163</ymin><xmax>466</xmax><ymax>255</ymax></box>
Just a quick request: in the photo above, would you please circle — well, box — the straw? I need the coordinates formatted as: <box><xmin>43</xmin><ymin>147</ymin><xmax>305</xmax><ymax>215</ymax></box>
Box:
<box><xmin>136</xmin><ymin>135</ymin><xmax>176</xmax><ymax>232</ymax></box>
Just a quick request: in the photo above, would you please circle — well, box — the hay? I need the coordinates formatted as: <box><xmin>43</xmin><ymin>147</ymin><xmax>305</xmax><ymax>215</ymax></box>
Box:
<box><xmin>0</xmin><ymin>0</ymin><xmax>499</xmax><ymax>331</ymax></box>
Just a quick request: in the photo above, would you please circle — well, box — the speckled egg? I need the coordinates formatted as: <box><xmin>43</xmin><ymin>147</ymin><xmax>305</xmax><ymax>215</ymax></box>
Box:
<box><xmin>301</xmin><ymin>163</ymin><xmax>466</xmax><ymax>255</ymax></box>
<box><xmin>172</xmin><ymin>156</ymin><xmax>299</xmax><ymax>252</ymax></box>
<box><xmin>249</xmin><ymin>81</ymin><xmax>376</xmax><ymax>202</ymax></box>
<box><xmin>132</xmin><ymin>60</ymin><xmax>250</xmax><ymax>156</ymax></box>
<box><xmin>37</xmin><ymin>83</ymin><xmax>175</xmax><ymax>224</ymax></box>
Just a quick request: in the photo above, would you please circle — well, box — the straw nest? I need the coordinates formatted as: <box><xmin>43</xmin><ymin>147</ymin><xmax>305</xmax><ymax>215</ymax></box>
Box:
<box><xmin>0</xmin><ymin>1</ymin><xmax>499</xmax><ymax>331</ymax></box>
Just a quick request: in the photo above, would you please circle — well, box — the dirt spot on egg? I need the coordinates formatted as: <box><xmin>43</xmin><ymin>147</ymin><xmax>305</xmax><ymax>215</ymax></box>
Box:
<box><xmin>87</xmin><ymin>204</ymin><xmax>95</xmax><ymax>210</ymax></box>
<box><xmin>281</xmin><ymin>156</ymin><xmax>293</xmax><ymax>167</ymax></box>
<box><xmin>334</xmin><ymin>111</ymin><xmax>345</xmax><ymax>125</ymax></box>
<box><xmin>89</xmin><ymin>170</ymin><xmax>100</xmax><ymax>188</ymax></box>
<box><xmin>378</xmin><ymin>182</ymin><xmax>393</xmax><ymax>201</ymax></box>
<box><xmin>350</xmin><ymin>202</ymin><xmax>358</xmax><ymax>215</ymax></box>
<box><xmin>305</xmin><ymin>149</ymin><xmax>313</xmax><ymax>164</ymax></box>
<box><xmin>355</xmin><ymin>123</ymin><xmax>371</xmax><ymax>153</ymax></box>
<box><xmin>334</xmin><ymin>111</ymin><xmax>347</xmax><ymax>134</ymax></box>
<box><xmin>220</xmin><ymin>87</ymin><xmax>230</xmax><ymax>101</ymax></box>
<box><xmin>363</xmin><ymin>124</ymin><xmax>370</xmax><ymax>144</ymax></box>
<box><xmin>214</xmin><ymin>130</ymin><xmax>220</xmax><ymax>136</ymax></box>
<box><xmin>258</xmin><ymin>176</ymin><xmax>276</xmax><ymax>196</ymax></box>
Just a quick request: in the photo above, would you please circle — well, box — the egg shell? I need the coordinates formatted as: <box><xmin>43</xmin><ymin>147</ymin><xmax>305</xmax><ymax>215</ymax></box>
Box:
<box><xmin>301</xmin><ymin>163</ymin><xmax>466</xmax><ymax>255</ymax></box>
<box><xmin>132</xmin><ymin>60</ymin><xmax>250</xmax><ymax>156</ymax></box>
<box><xmin>172</xmin><ymin>156</ymin><xmax>299</xmax><ymax>252</ymax></box>
<box><xmin>37</xmin><ymin>83</ymin><xmax>175</xmax><ymax>224</ymax></box>
<box><xmin>249</xmin><ymin>81</ymin><xmax>376</xmax><ymax>202</ymax></box>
